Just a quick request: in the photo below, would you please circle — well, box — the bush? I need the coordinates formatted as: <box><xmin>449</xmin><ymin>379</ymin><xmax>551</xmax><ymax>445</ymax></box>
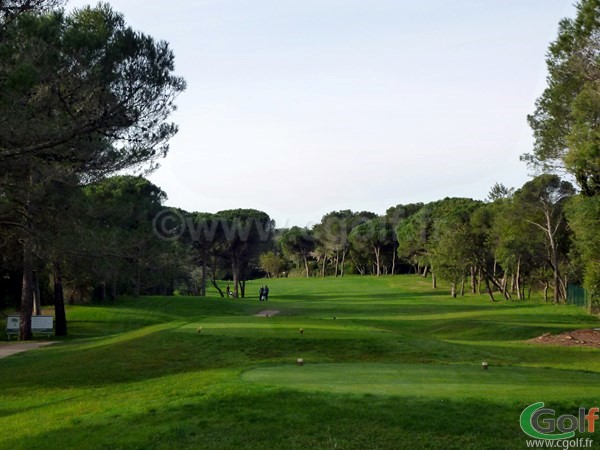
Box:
<box><xmin>287</xmin><ymin>268</ymin><xmax>308</xmax><ymax>278</ymax></box>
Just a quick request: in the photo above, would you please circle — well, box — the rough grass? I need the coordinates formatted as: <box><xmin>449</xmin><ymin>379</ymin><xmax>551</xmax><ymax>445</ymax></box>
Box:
<box><xmin>0</xmin><ymin>275</ymin><xmax>599</xmax><ymax>449</ymax></box>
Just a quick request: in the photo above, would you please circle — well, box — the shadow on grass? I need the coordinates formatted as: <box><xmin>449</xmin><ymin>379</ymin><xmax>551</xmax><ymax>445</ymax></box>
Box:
<box><xmin>0</xmin><ymin>395</ymin><xmax>82</xmax><ymax>419</ymax></box>
<box><xmin>0</xmin><ymin>391</ymin><xmax>574</xmax><ymax>450</ymax></box>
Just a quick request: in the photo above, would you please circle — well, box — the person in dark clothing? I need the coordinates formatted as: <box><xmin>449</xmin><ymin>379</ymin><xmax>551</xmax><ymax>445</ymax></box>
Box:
<box><xmin>259</xmin><ymin>286</ymin><xmax>265</xmax><ymax>301</ymax></box>
<box><xmin>264</xmin><ymin>285</ymin><xmax>269</xmax><ymax>301</ymax></box>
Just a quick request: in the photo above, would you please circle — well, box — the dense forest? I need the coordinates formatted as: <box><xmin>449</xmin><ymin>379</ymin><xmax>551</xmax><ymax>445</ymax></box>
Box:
<box><xmin>1</xmin><ymin>0</ymin><xmax>599</xmax><ymax>340</ymax></box>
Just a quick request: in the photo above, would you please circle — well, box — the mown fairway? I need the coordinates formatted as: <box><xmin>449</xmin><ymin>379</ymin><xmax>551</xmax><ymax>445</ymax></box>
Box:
<box><xmin>1</xmin><ymin>276</ymin><xmax>599</xmax><ymax>449</ymax></box>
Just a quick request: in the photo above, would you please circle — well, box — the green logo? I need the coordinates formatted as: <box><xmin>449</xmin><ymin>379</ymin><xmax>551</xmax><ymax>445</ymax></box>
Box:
<box><xmin>520</xmin><ymin>402</ymin><xmax>600</xmax><ymax>440</ymax></box>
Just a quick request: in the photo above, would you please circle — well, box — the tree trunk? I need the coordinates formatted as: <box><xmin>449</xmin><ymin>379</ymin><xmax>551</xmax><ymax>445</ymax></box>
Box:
<box><xmin>501</xmin><ymin>272</ymin><xmax>508</xmax><ymax>299</ymax></box>
<box><xmin>211</xmin><ymin>278</ymin><xmax>224</xmax><ymax>297</ymax></box>
<box><xmin>33</xmin><ymin>270</ymin><xmax>42</xmax><ymax>315</ymax></box>
<box><xmin>559</xmin><ymin>275</ymin><xmax>568</xmax><ymax>303</ymax></box>
<box><xmin>54</xmin><ymin>261</ymin><xmax>67</xmax><ymax>336</ymax></box>
<box><xmin>391</xmin><ymin>247</ymin><xmax>396</xmax><ymax>276</ymax></box>
<box><xmin>543</xmin><ymin>280</ymin><xmax>549</xmax><ymax>302</ymax></box>
<box><xmin>545</xmin><ymin>211</ymin><xmax>561</xmax><ymax>303</ymax></box>
<box><xmin>422</xmin><ymin>265</ymin><xmax>429</xmax><ymax>277</ymax></box>
<box><xmin>340</xmin><ymin>248</ymin><xmax>347</xmax><ymax>278</ymax></box>
<box><xmin>321</xmin><ymin>255</ymin><xmax>326</xmax><ymax>278</ymax></box>
<box><xmin>373</xmin><ymin>246</ymin><xmax>381</xmax><ymax>276</ymax></box>
<box><xmin>460</xmin><ymin>278</ymin><xmax>465</xmax><ymax>296</ymax></box>
<box><xmin>241</xmin><ymin>264</ymin><xmax>248</xmax><ymax>298</ymax></box>
<box><xmin>20</xmin><ymin>238</ymin><xmax>34</xmax><ymax>341</ymax></box>
<box><xmin>484</xmin><ymin>276</ymin><xmax>496</xmax><ymax>302</ymax></box>
<box><xmin>470</xmin><ymin>266</ymin><xmax>476</xmax><ymax>294</ymax></box>
<box><xmin>303</xmin><ymin>253</ymin><xmax>310</xmax><ymax>278</ymax></box>
<box><xmin>481</xmin><ymin>265</ymin><xmax>511</xmax><ymax>300</ymax></box>
<box><xmin>451</xmin><ymin>283</ymin><xmax>457</xmax><ymax>298</ymax></box>
<box><xmin>100</xmin><ymin>281</ymin><xmax>107</xmax><ymax>302</ymax></box>
<box><xmin>232</xmin><ymin>258</ymin><xmax>239</xmax><ymax>297</ymax></box>
<box><xmin>200</xmin><ymin>256</ymin><xmax>207</xmax><ymax>296</ymax></box>
<box><xmin>477</xmin><ymin>267</ymin><xmax>482</xmax><ymax>295</ymax></box>
<box><xmin>516</xmin><ymin>257</ymin><xmax>522</xmax><ymax>300</ymax></box>
<box><xmin>355</xmin><ymin>262</ymin><xmax>365</xmax><ymax>275</ymax></box>
<box><xmin>552</xmin><ymin>264</ymin><xmax>560</xmax><ymax>303</ymax></box>
<box><xmin>134</xmin><ymin>260</ymin><xmax>141</xmax><ymax>297</ymax></box>
<box><xmin>110</xmin><ymin>276</ymin><xmax>117</xmax><ymax>302</ymax></box>
<box><xmin>432</xmin><ymin>272</ymin><xmax>437</xmax><ymax>289</ymax></box>
<box><xmin>334</xmin><ymin>252</ymin><xmax>339</xmax><ymax>277</ymax></box>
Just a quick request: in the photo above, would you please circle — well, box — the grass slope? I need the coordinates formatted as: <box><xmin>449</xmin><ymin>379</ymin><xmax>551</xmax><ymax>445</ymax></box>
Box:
<box><xmin>0</xmin><ymin>275</ymin><xmax>599</xmax><ymax>449</ymax></box>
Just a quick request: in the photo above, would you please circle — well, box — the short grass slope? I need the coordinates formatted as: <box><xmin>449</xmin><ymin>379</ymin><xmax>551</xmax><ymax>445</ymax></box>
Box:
<box><xmin>1</xmin><ymin>275</ymin><xmax>599</xmax><ymax>449</ymax></box>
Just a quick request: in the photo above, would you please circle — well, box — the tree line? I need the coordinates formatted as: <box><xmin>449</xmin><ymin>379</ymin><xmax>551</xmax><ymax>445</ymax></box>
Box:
<box><xmin>0</xmin><ymin>172</ymin><xmax>593</xmax><ymax>325</ymax></box>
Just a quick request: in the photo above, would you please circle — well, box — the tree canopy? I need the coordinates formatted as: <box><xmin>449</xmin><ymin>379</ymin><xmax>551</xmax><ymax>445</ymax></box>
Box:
<box><xmin>526</xmin><ymin>0</ymin><xmax>600</xmax><ymax>196</ymax></box>
<box><xmin>0</xmin><ymin>2</ymin><xmax>185</xmax><ymax>339</ymax></box>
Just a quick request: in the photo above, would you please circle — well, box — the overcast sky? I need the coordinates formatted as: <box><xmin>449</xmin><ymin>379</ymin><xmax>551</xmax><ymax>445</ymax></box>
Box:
<box><xmin>69</xmin><ymin>0</ymin><xmax>574</xmax><ymax>228</ymax></box>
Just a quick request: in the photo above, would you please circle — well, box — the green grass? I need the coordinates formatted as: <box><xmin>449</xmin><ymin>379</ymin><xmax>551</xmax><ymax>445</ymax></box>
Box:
<box><xmin>242</xmin><ymin>363</ymin><xmax>600</xmax><ymax>399</ymax></box>
<box><xmin>1</xmin><ymin>275</ymin><xmax>599</xmax><ymax>449</ymax></box>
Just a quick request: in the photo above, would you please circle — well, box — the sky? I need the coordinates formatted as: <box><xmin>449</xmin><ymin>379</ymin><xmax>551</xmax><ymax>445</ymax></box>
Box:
<box><xmin>68</xmin><ymin>0</ymin><xmax>576</xmax><ymax>228</ymax></box>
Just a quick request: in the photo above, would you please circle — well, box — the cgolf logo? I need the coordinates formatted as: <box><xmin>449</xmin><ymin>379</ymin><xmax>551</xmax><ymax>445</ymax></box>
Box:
<box><xmin>520</xmin><ymin>402</ymin><xmax>598</xmax><ymax>440</ymax></box>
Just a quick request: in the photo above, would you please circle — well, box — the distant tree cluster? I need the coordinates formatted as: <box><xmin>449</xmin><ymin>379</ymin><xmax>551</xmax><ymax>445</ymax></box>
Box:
<box><xmin>245</xmin><ymin>176</ymin><xmax>578</xmax><ymax>305</ymax></box>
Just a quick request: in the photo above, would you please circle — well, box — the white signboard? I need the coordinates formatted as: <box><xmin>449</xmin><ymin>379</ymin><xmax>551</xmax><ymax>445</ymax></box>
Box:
<box><xmin>6</xmin><ymin>315</ymin><xmax>19</xmax><ymax>332</ymax></box>
<box><xmin>32</xmin><ymin>316</ymin><xmax>53</xmax><ymax>331</ymax></box>
<box><xmin>5</xmin><ymin>315</ymin><xmax>53</xmax><ymax>334</ymax></box>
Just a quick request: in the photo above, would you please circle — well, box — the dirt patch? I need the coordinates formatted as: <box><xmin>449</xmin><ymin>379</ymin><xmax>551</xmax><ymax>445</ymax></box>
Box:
<box><xmin>255</xmin><ymin>310</ymin><xmax>280</xmax><ymax>317</ymax></box>
<box><xmin>0</xmin><ymin>341</ymin><xmax>56</xmax><ymax>359</ymax></box>
<box><xmin>527</xmin><ymin>329</ymin><xmax>600</xmax><ymax>348</ymax></box>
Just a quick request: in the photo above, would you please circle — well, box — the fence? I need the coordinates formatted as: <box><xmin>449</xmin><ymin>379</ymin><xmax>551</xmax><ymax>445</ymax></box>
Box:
<box><xmin>566</xmin><ymin>284</ymin><xmax>590</xmax><ymax>312</ymax></box>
